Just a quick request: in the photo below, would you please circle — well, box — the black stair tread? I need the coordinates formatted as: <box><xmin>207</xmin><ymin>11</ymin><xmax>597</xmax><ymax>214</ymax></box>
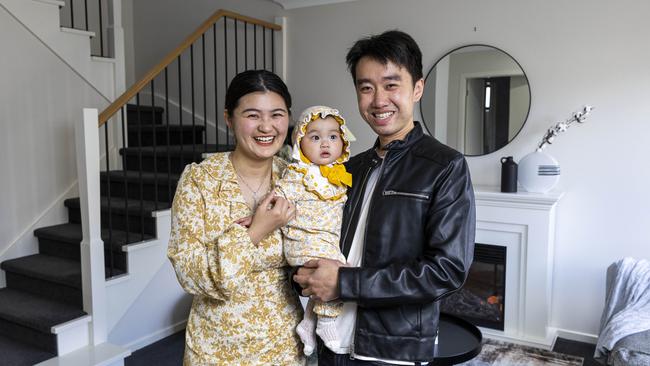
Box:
<box><xmin>100</xmin><ymin>169</ymin><xmax>181</xmax><ymax>183</ymax></box>
<box><xmin>126</xmin><ymin>104</ymin><xmax>164</xmax><ymax>113</ymax></box>
<box><xmin>119</xmin><ymin>143</ymin><xmax>234</xmax><ymax>157</ymax></box>
<box><xmin>0</xmin><ymin>288</ymin><xmax>86</xmax><ymax>333</ymax></box>
<box><xmin>34</xmin><ymin>223</ymin><xmax>155</xmax><ymax>249</ymax></box>
<box><xmin>1</xmin><ymin>255</ymin><xmax>125</xmax><ymax>288</ymax></box>
<box><xmin>127</xmin><ymin>124</ymin><xmax>205</xmax><ymax>131</ymax></box>
<box><xmin>64</xmin><ymin>196</ymin><xmax>166</xmax><ymax>216</ymax></box>
<box><xmin>1</xmin><ymin>254</ymin><xmax>83</xmax><ymax>288</ymax></box>
<box><xmin>0</xmin><ymin>332</ymin><xmax>55</xmax><ymax>366</ymax></box>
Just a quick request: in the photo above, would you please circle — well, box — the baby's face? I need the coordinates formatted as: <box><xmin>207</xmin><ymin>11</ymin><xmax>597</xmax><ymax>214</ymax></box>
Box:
<box><xmin>300</xmin><ymin>116</ymin><xmax>344</xmax><ymax>165</ymax></box>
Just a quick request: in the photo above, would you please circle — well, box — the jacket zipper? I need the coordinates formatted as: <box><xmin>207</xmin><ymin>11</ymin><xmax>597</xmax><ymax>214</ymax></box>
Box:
<box><xmin>351</xmin><ymin>154</ymin><xmax>387</xmax><ymax>360</ymax></box>
<box><xmin>382</xmin><ymin>190</ymin><xmax>430</xmax><ymax>200</ymax></box>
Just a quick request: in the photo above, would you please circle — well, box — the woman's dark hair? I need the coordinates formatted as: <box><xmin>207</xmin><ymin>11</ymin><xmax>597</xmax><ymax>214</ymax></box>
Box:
<box><xmin>224</xmin><ymin>70</ymin><xmax>292</xmax><ymax>116</ymax></box>
<box><xmin>346</xmin><ymin>30</ymin><xmax>422</xmax><ymax>85</ymax></box>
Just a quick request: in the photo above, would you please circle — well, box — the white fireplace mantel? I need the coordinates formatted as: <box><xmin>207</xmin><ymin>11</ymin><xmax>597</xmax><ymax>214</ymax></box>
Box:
<box><xmin>473</xmin><ymin>185</ymin><xmax>564</xmax><ymax>348</ymax></box>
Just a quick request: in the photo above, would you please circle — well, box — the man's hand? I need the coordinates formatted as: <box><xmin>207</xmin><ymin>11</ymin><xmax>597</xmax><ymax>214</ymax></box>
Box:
<box><xmin>293</xmin><ymin>259</ymin><xmax>343</xmax><ymax>302</ymax></box>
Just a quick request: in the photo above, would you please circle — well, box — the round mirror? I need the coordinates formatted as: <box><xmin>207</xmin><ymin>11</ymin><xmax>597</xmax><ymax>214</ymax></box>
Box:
<box><xmin>420</xmin><ymin>45</ymin><xmax>531</xmax><ymax>156</ymax></box>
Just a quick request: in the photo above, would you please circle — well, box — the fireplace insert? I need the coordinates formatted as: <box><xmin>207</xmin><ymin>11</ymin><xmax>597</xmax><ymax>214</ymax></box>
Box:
<box><xmin>441</xmin><ymin>243</ymin><xmax>506</xmax><ymax>330</ymax></box>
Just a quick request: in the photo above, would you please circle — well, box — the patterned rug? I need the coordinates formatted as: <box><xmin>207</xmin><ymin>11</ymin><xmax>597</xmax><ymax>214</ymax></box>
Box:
<box><xmin>460</xmin><ymin>339</ymin><xmax>584</xmax><ymax>365</ymax></box>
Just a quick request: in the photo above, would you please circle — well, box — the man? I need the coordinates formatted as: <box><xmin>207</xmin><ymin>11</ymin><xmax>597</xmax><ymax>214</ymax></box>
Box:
<box><xmin>294</xmin><ymin>30</ymin><xmax>475</xmax><ymax>365</ymax></box>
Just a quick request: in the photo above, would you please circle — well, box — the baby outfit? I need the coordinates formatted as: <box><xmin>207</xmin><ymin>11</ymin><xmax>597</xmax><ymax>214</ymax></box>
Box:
<box><xmin>276</xmin><ymin>106</ymin><xmax>352</xmax><ymax>354</ymax></box>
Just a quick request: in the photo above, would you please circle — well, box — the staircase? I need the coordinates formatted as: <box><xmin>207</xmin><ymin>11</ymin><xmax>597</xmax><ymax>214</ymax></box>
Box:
<box><xmin>0</xmin><ymin>103</ymin><xmax>224</xmax><ymax>365</ymax></box>
<box><xmin>0</xmin><ymin>4</ymin><xmax>281</xmax><ymax>364</ymax></box>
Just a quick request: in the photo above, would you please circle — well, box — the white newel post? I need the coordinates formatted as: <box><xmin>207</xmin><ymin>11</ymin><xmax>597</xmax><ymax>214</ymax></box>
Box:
<box><xmin>76</xmin><ymin>108</ymin><xmax>108</xmax><ymax>345</ymax></box>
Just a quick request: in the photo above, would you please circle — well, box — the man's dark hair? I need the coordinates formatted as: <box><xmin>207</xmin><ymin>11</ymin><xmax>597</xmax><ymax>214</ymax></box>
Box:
<box><xmin>224</xmin><ymin>69</ymin><xmax>292</xmax><ymax>116</ymax></box>
<box><xmin>345</xmin><ymin>30</ymin><xmax>423</xmax><ymax>85</ymax></box>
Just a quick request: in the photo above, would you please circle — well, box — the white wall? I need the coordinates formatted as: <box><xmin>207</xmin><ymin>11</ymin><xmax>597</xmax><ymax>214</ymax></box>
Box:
<box><xmin>0</xmin><ymin>7</ymin><xmax>108</xmax><ymax>279</ymax></box>
<box><xmin>284</xmin><ymin>0</ymin><xmax>650</xmax><ymax>340</ymax></box>
<box><xmin>108</xmin><ymin>260</ymin><xmax>192</xmax><ymax>349</ymax></box>
<box><xmin>130</xmin><ymin>0</ymin><xmax>284</xmax><ymax>82</ymax></box>
<box><xmin>509</xmin><ymin>75</ymin><xmax>528</xmax><ymax>140</ymax></box>
<box><xmin>122</xmin><ymin>0</ymin><xmax>136</xmax><ymax>86</ymax></box>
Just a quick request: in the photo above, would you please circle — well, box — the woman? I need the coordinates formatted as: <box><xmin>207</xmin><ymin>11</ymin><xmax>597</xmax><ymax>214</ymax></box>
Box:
<box><xmin>168</xmin><ymin>70</ymin><xmax>304</xmax><ymax>365</ymax></box>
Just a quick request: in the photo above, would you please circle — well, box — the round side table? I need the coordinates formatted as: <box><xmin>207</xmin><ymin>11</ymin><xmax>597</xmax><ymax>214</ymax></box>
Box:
<box><xmin>432</xmin><ymin>313</ymin><xmax>483</xmax><ymax>365</ymax></box>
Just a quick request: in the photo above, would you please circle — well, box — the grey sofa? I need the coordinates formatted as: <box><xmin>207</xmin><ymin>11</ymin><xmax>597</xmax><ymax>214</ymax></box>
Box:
<box><xmin>609</xmin><ymin>329</ymin><xmax>650</xmax><ymax>366</ymax></box>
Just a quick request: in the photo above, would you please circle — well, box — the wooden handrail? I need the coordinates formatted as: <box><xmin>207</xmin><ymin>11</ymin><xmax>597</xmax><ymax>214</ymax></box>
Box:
<box><xmin>98</xmin><ymin>9</ymin><xmax>282</xmax><ymax>126</ymax></box>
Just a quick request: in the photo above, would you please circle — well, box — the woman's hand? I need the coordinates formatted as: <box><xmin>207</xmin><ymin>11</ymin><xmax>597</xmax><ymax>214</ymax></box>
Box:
<box><xmin>235</xmin><ymin>216</ymin><xmax>253</xmax><ymax>228</ymax></box>
<box><xmin>247</xmin><ymin>193</ymin><xmax>295</xmax><ymax>245</ymax></box>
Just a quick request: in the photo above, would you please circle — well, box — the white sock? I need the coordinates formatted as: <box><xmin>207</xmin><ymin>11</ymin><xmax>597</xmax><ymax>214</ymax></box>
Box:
<box><xmin>316</xmin><ymin>316</ymin><xmax>340</xmax><ymax>351</ymax></box>
<box><xmin>296</xmin><ymin>300</ymin><xmax>317</xmax><ymax>356</ymax></box>
<box><xmin>296</xmin><ymin>317</ymin><xmax>316</xmax><ymax>355</ymax></box>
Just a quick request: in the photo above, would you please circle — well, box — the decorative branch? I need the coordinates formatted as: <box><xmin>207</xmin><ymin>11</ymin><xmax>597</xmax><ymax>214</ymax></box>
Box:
<box><xmin>537</xmin><ymin>105</ymin><xmax>594</xmax><ymax>151</ymax></box>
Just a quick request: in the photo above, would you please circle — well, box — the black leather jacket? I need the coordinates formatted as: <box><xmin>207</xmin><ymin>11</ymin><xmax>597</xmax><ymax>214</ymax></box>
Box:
<box><xmin>338</xmin><ymin>123</ymin><xmax>475</xmax><ymax>362</ymax></box>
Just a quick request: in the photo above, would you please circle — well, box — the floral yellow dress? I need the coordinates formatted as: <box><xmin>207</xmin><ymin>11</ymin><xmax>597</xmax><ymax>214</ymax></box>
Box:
<box><xmin>167</xmin><ymin>152</ymin><xmax>304</xmax><ymax>365</ymax></box>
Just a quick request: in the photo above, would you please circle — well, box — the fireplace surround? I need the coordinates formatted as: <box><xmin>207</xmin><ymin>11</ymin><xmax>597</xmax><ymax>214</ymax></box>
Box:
<box><xmin>472</xmin><ymin>185</ymin><xmax>563</xmax><ymax>347</ymax></box>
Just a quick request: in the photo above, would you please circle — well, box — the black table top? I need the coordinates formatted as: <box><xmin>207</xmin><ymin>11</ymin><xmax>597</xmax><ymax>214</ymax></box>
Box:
<box><xmin>433</xmin><ymin>313</ymin><xmax>483</xmax><ymax>365</ymax></box>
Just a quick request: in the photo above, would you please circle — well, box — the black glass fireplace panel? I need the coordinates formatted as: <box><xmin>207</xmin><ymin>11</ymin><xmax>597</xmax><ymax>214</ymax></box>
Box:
<box><xmin>441</xmin><ymin>243</ymin><xmax>506</xmax><ymax>330</ymax></box>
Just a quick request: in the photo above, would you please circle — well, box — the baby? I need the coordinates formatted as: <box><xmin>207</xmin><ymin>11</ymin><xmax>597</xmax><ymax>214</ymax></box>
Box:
<box><xmin>276</xmin><ymin>105</ymin><xmax>352</xmax><ymax>355</ymax></box>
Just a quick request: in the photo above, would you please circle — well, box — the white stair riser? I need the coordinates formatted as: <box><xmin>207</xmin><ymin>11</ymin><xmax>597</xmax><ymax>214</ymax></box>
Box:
<box><xmin>52</xmin><ymin>316</ymin><xmax>92</xmax><ymax>355</ymax></box>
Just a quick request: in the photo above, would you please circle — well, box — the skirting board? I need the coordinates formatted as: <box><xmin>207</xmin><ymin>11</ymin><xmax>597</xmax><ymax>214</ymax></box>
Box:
<box><xmin>481</xmin><ymin>329</ymin><xmax>554</xmax><ymax>350</ymax></box>
<box><xmin>481</xmin><ymin>326</ymin><xmax>598</xmax><ymax>350</ymax></box>
<box><xmin>124</xmin><ymin>320</ymin><xmax>187</xmax><ymax>352</ymax></box>
<box><xmin>550</xmin><ymin>327</ymin><xmax>599</xmax><ymax>345</ymax></box>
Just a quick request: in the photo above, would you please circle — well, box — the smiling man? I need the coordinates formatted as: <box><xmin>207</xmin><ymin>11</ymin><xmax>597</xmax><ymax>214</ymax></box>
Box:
<box><xmin>294</xmin><ymin>30</ymin><xmax>476</xmax><ymax>365</ymax></box>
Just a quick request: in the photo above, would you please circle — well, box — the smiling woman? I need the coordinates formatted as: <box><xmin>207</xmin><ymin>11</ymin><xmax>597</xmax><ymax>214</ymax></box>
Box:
<box><xmin>167</xmin><ymin>70</ymin><xmax>304</xmax><ymax>365</ymax></box>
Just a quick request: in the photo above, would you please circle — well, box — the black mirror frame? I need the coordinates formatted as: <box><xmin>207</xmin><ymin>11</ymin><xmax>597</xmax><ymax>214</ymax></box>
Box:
<box><xmin>419</xmin><ymin>44</ymin><xmax>532</xmax><ymax>157</ymax></box>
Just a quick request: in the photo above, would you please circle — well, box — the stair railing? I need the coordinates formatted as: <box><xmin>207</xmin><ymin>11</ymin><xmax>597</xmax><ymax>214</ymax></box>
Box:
<box><xmin>76</xmin><ymin>9</ymin><xmax>282</xmax><ymax>346</ymax></box>
<box><xmin>60</xmin><ymin>0</ymin><xmax>112</xmax><ymax>57</ymax></box>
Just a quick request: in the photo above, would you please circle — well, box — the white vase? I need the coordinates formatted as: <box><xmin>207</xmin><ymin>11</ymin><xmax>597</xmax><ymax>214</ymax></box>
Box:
<box><xmin>518</xmin><ymin>150</ymin><xmax>560</xmax><ymax>193</ymax></box>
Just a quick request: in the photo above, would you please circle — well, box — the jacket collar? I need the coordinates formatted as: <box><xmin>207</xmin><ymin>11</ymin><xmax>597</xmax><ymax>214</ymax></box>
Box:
<box><xmin>372</xmin><ymin>122</ymin><xmax>424</xmax><ymax>152</ymax></box>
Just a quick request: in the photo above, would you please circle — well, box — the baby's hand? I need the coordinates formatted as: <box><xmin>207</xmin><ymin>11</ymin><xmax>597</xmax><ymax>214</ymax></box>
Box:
<box><xmin>235</xmin><ymin>216</ymin><xmax>253</xmax><ymax>228</ymax></box>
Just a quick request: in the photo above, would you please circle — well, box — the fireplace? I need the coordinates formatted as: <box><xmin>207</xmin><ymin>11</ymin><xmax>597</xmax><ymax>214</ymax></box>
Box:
<box><xmin>471</xmin><ymin>185</ymin><xmax>563</xmax><ymax>347</ymax></box>
<box><xmin>442</xmin><ymin>243</ymin><xmax>507</xmax><ymax>330</ymax></box>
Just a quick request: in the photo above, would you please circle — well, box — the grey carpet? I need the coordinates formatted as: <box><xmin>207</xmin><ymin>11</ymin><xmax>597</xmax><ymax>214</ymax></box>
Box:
<box><xmin>0</xmin><ymin>334</ymin><xmax>55</xmax><ymax>366</ymax></box>
<box><xmin>460</xmin><ymin>338</ymin><xmax>584</xmax><ymax>365</ymax></box>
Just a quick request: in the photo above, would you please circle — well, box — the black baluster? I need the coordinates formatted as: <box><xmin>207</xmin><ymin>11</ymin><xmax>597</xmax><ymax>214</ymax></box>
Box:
<box><xmin>235</xmin><ymin>20</ymin><xmax>239</xmax><ymax>73</ymax></box>
<box><xmin>213</xmin><ymin>24</ymin><xmax>218</xmax><ymax>148</ymax></box>
<box><xmin>120</xmin><ymin>107</ymin><xmax>130</xmax><ymax>244</ymax></box>
<box><xmin>254</xmin><ymin>24</ymin><xmax>258</xmax><ymax>69</ymax></box>
<box><xmin>191</xmin><ymin>44</ymin><xmax>196</xmax><ymax>161</ymax></box>
<box><xmin>70</xmin><ymin>0</ymin><xmax>75</xmax><ymax>29</ymax></box>
<box><xmin>104</xmin><ymin>123</ymin><xmax>114</xmax><ymax>276</ymax></box>
<box><xmin>202</xmin><ymin>34</ymin><xmax>207</xmax><ymax>155</ymax></box>
<box><xmin>151</xmin><ymin>81</ymin><xmax>158</xmax><ymax>211</ymax></box>
<box><xmin>84</xmin><ymin>0</ymin><xmax>88</xmax><ymax>31</ymax></box>
<box><xmin>164</xmin><ymin>68</ymin><xmax>172</xmax><ymax>205</ymax></box>
<box><xmin>244</xmin><ymin>22</ymin><xmax>248</xmax><ymax>70</ymax></box>
<box><xmin>224</xmin><ymin>18</ymin><xmax>229</xmax><ymax>146</ymax></box>
<box><xmin>136</xmin><ymin>94</ymin><xmax>144</xmax><ymax>242</ymax></box>
<box><xmin>98</xmin><ymin>0</ymin><xmax>104</xmax><ymax>57</ymax></box>
<box><xmin>178</xmin><ymin>56</ymin><xmax>184</xmax><ymax>170</ymax></box>
<box><xmin>271</xmin><ymin>29</ymin><xmax>275</xmax><ymax>73</ymax></box>
<box><xmin>263</xmin><ymin>27</ymin><xmax>267</xmax><ymax>70</ymax></box>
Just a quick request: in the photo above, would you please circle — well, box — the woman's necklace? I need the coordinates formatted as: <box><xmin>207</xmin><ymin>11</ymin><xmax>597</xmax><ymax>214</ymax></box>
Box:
<box><xmin>232</xmin><ymin>159</ymin><xmax>271</xmax><ymax>209</ymax></box>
